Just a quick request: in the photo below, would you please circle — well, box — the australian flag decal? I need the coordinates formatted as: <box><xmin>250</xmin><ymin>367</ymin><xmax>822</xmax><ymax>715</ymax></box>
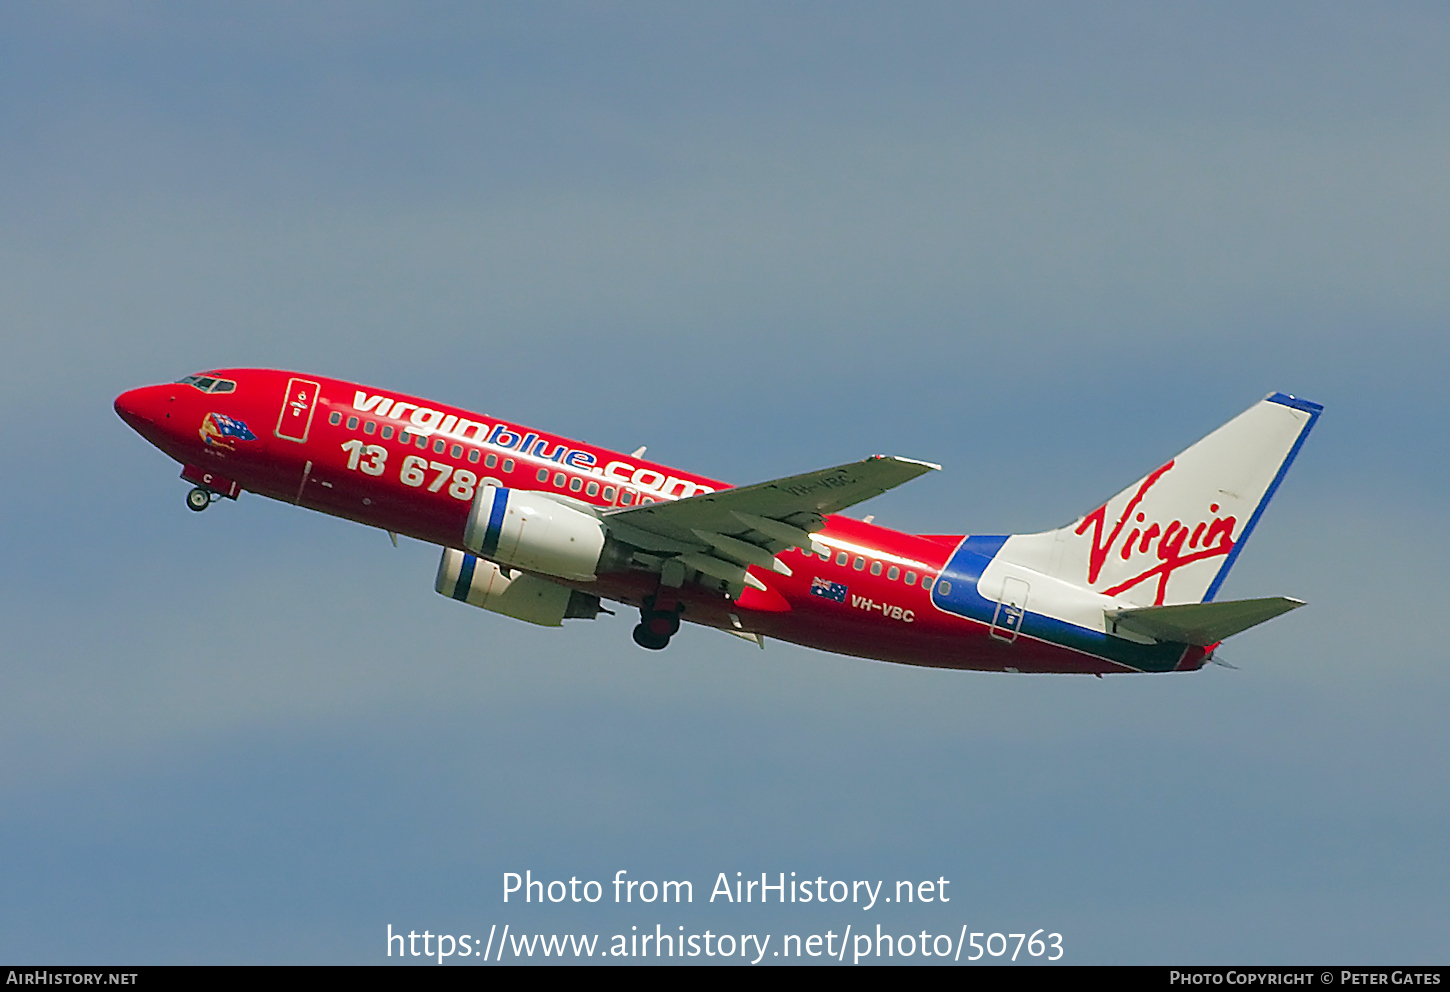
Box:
<box><xmin>810</xmin><ymin>576</ymin><xmax>849</xmax><ymax>603</ymax></box>
<box><xmin>199</xmin><ymin>412</ymin><xmax>258</xmax><ymax>450</ymax></box>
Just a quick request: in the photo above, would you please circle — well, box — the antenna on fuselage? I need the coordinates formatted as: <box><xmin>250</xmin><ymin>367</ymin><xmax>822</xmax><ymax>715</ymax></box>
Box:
<box><xmin>631</xmin><ymin>446</ymin><xmax>647</xmax><ymax>458</ymax></box>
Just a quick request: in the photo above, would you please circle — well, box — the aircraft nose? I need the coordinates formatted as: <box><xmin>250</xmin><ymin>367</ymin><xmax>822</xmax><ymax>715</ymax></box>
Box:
<box><xmin>114</xmin><ymin>385</ymin><xmax>167</xmax><ymax>433</ymax></box>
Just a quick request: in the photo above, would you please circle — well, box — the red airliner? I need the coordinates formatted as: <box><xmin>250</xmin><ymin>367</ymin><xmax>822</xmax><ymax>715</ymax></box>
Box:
<box><xmin>115</xmin><ymin>370</ymin><xmax>1320</xmax><ymax>674</ymax></box>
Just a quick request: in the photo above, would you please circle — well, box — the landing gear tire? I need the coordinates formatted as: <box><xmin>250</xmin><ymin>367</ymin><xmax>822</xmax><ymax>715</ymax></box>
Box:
<box><xmin>645</xmin><ymin>611</ymin><xmax>680</xmax><ymax>639</ymax></box>
<box><xmin>632</xmin><ymin>623</ymin><xmax>671</xmax><ymax>650</ymax></box>
<box><xmin>632</xmin><ymin>599</ymin><xmax>683</xmax><ymax>650</ymax></box>
<box><xmin>186</xmin><ymin>487</ymin><xmax>213</xmax><ymax>512</ymax></box>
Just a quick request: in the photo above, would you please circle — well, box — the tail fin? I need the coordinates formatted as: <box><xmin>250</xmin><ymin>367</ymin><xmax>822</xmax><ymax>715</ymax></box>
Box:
<box><xmin>1000</xmin><ymin>393</ymin><xmax>1321</xmax><ymax>607</ymax></box>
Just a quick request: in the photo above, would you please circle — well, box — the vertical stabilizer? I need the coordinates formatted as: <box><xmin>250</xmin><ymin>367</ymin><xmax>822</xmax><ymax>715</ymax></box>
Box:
<box><xmin>996</xmin><ymin>394</ymin><xmax>1321</xmax><ymax>607</ymax></box>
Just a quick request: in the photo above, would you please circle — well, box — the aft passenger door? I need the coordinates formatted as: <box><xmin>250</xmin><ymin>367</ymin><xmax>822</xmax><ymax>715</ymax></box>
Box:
<box><xmin>990</xmin><ymin>576</ymin><xmax>1030</xmax><ymax>642</ymax></box>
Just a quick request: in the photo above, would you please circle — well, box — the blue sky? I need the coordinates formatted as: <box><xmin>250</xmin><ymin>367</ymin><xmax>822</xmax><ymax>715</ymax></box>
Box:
<box><xmin>1</xmin><ymin>2</ymin><xmax>1446</xmax><ymax>963</ymax></box>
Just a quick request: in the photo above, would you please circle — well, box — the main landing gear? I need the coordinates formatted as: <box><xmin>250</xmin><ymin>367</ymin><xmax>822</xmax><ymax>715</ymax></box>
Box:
<box><xmin>632</xmin><ymin>594</ymin><xmax>683</xmax><ymax>651</ymax></box>
<box><xmin>186</xmin><ymin>486</ymin><xmax>215</xmax><ymax>512</ymax></box>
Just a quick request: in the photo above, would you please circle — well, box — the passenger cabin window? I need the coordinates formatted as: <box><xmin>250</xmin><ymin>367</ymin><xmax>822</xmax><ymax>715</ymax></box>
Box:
<box><xmin>416</xmin><ymin>435</ymin><xmax>428</xmax><ymax>449</ymax></box>
<box><xmin>569</xmin><ymin>478</ymin><xmax>583</xmax><ymax>492</ymax></box>
<box><xmin>399</xmin><ymin>430</ymin><xmax>412</xmax><ymax>444</ymax></box>
<box><xmin>817</xmin><ymin>548</ymin><xmax>830</xmax><ymax>560</ymax></box>
<box><xmin>905</xmin><ymin>571</ymin><xmax>917</xmax><ymax>585</ymax></box>
<box><xmin>937</xmin><ymin>580</ymin><xmax>951</xmax><ymax>595</ymax></box>
<box><xmin>620</xmin><ymin>491</ymin><xmax>634</xmax><ymax>506</ymax></box>
<box><xmin>887</xmin><ymin>566</ymin><xmax>900</xmax><ymax>580</ymax></box>
<box><xmin>835</xmin><ymin>552</ymin><xmax>848</xmax><ymax>566</ymax></box>
<box><xmin>502</xmin><ymin>459</ymin><xmax>515</xmax><ymax>473</ymax></box>
<box><xmin>484</xmin><ymin>453</ymin><xmax>497</xmax><ymax>468</ymax></box>
<box><xmin>328</xmin><ymin>412</ymin><xmax>343</xmax><ymax>426</ymax></box>
<box><xmin>468</xmin><ymin>449</ymin><xmax>480</xmax><ymax>463</ymax></box>
<box><xmin>536</xmin><ymin>468</ymin><xmax>549</xmax><ymax>482</ymax></box>
<box><xmin>923</xmin><ymin>574</ymin><xmax>934</xmax><ymax>588</ymax></box>
<box><xmin>346</xmin><ymin>416</ymin><xmax>359</xmax><ymax>430</ymax></box>
<box><xmin>364</xmin><ymin>421</ymin><xmax>376</xmax><ymax>435</ymax></box>
<box><xmin>603</xmin><ymin>486</ymin><xmax>616</xmax><ymax>502</ymax></box>
<box><xmin>853</xmin><ymin>557</ymin><xmax>865</xmax><ymax>571</ymax></box>
<box><xmin>870</xmin><ymin>561</ymin><xmax>882</xmax><ymax>576</ymax></box>
<box><xmin>586</xmin><ymin>481</ymin><xmax>599</xmax><ymax>496</ymax></box>
<box><xmin>553</xmin><ymin>472</ymin><xmax>566</xmax><ymax>487</ymax></box>
<box><xmin>382</xmin><ymin>426</ymin><xmax>395</xmax><ymax>440</ymax></box>
<box><xmin>450</xmin><ymin>444</ymin><xmax>462</xmax><ymax>459</ymax></box>
<box><xmin>433</xmin><ymin>439</ymin><xmax>446</xmax><ymax>453</ymax></box>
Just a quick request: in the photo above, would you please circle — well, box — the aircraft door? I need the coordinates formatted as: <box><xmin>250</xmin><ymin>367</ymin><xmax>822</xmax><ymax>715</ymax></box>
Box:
<box><xmin>990</xmin><ymin>576</ymin><xmax>1030</xmax><ymax>643</ymax></box>
<box><xmin>275</xmin><ymin>378</ymin><xmax>321</xmax><ymax>443</ymax></box>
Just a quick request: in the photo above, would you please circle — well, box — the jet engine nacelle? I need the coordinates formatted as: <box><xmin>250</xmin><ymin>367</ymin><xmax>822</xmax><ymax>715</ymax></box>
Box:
<box><xmin>463</xmin><ymin>485</ymin><xmax>608</xmax><ymax>581</ymax></box>
<box><xmin>436</xmin><ymin>548</ymin><xmax>602</xmax><ymax>627</ymax></box>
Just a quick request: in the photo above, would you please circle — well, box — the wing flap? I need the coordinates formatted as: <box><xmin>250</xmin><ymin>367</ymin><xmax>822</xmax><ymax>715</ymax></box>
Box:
<box><xmin>1106</xmin><ymin>596</ymin><xmax>1305</xmax><ymax>646</ymax></box>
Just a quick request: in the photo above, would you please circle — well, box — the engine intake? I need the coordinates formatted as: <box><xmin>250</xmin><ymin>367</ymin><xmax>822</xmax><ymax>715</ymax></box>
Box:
<box><xmin>464</xmin><ymin>485</ymin><xmax>608</xmax><ymax>581</ymax></box>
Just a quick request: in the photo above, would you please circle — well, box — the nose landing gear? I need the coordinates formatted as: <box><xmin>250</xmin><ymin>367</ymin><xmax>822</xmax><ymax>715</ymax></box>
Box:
<box><xmin>632</xmin><ymin>595</ymin><xmax>683</xmax><ymax>650</ymax></box>
<box><xmin>180</xmin><ymin>466</ymin><xmax>241</xmax><ymax>509</ymax></box>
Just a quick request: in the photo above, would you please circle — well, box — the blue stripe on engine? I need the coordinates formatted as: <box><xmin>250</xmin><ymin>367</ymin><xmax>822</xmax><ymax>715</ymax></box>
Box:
<box><xmin>481</xmin><ymin>488</ymin><xmax>508</xmax><ymax>558</ymax></box>
<box><xmin>452</xmin><ymin>553</ymin><xmax>477</xmax><ymax>602</ymax></box>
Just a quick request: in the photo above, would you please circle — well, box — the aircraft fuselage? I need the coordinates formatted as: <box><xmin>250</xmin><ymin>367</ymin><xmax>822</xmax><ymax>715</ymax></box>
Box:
<box><xmin>115</xmin><ymin>368</ymin><xmax>1224</xmax><ymax>674</ymax></box>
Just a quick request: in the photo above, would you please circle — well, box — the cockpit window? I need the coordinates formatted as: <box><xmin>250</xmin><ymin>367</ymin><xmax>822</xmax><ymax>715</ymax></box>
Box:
<box><xmin>174</xmin><ymin>374</ymin><xmax>237</xmax><ymax>393</ymax></box>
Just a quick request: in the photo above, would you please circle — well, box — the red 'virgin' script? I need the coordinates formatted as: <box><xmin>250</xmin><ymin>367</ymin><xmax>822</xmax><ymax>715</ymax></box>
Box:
<box><xmin>1074</xmin><ymin>460</ymin><xmax>1237</xmax><ymax>605</ymax></box>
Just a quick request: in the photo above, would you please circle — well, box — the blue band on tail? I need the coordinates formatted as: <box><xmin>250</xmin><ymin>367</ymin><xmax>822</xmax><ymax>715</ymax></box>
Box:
<box><xmin>1203</xmin><ymin>397</ymin><xmax>1322</xmax><ymax>602</ymax></box>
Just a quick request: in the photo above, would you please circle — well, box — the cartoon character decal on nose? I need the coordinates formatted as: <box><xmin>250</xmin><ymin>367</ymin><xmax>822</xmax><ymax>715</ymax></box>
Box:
<box><xmin>199</xmin><ymin>412</ymin><xmax>258</xmax><ymax>450</ymax></box>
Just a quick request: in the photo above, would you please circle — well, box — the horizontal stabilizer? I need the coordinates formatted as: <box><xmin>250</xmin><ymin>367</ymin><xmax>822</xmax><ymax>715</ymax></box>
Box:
<box><xmin>1106</xmin><ymin>596</ymin><xmax>1305</xmax><ymax>646</ymax></box>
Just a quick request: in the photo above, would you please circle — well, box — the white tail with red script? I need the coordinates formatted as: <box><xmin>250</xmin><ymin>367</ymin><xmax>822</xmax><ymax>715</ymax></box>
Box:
<box><xmin>993</xmin><ymin>393</ymin><xmax>1321</xmax><ymax>608</ymax></box>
